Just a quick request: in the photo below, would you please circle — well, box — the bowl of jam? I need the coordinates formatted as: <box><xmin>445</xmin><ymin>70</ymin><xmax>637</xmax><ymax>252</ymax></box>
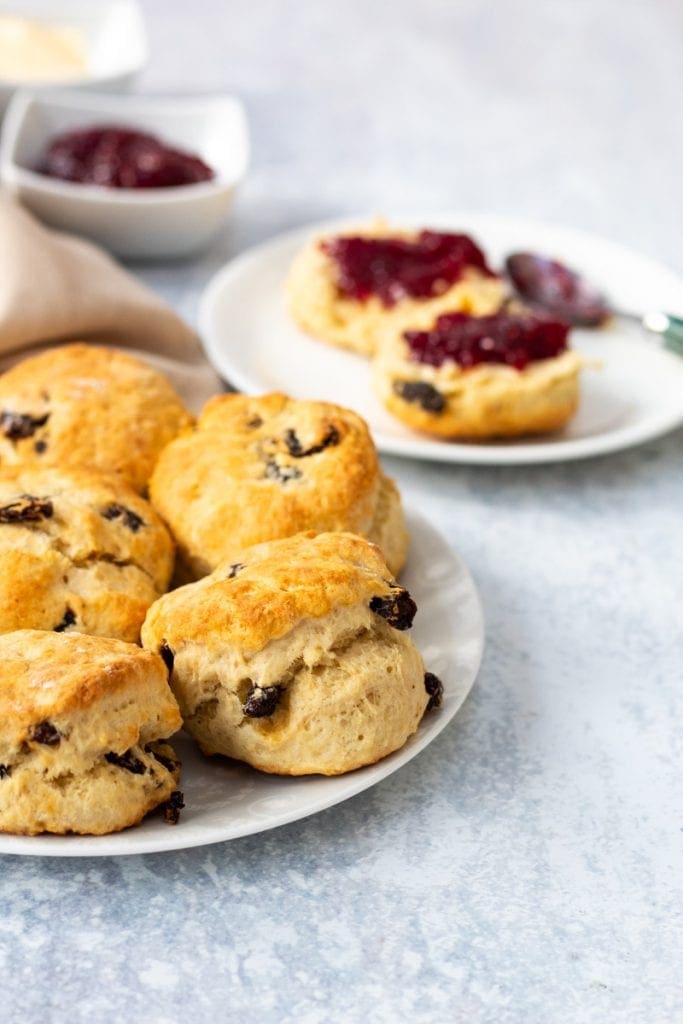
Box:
<box><xmin>0</xmin><ymin>89</ymin><xmax>249</xmax><ymax>258</ymax></box>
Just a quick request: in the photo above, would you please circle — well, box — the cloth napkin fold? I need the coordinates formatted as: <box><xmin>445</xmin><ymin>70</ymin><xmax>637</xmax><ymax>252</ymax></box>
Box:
<box><xmin>0</xmin><ymin>190</ymin><xmax>222</xmax><ymax>410</ymax></box>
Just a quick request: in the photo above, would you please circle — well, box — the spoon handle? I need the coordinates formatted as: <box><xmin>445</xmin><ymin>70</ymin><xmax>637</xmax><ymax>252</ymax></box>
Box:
<box><xmin>642</xmin><ymin>312</ymin><xmax>683</xmax><ymax>355</ymax></box>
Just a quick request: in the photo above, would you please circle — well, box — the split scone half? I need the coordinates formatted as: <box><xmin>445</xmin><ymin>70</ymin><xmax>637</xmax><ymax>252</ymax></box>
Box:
<box><xmin>0</xmin><ymin>631</ymin><xmax>182</xmax><ymax>836</ymax></box>
<box><xmin>286</xmin><ymin>222</ymin><xmax>506</xmax><ymax>357</ymax></box>
<box><xmin>0</xmin><ymin>343</ymin><xmax>192</xmax><ymax>492</ymax></box>
<box><xmin>374</xmin><ymin>311</ymin><xmax>583</xmax><ymax>439</ymax></box>
<box><xmin>141</xmin><ymin>532</ymin><xmax>443</xmax><ymax>776</ymax></box>
<box><xmin>150</xmin><ymin>392</ymin><xmax>408</xmax><ymax>580</ymax></box>
<box><xmin>0</xmin><ymin>466</ymin><xmax>174</xmax><ymax>642</ymax></box>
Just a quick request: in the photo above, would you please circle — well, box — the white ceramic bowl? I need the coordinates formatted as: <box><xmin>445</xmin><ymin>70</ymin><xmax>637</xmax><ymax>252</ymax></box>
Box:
<box><xmin>0</xmin><ymin>89</ymin><xmax>250</xmax><ymax>258</ymax></box>
<box><xmin>0</xmin><ymin>0</ymin><xmax>147</xmax><ymax>115</ymax></box>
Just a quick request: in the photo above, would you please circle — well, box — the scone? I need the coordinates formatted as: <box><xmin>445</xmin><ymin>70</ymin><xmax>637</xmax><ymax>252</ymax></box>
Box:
<box><xmin>0</xmin><ymin>467</ymin><xmax>174</xmax><ymax>642</ymax></box>
<box><xmin>141</xmin><ymin>532</ymin><xmax>442</xmax><ymax>776</ymax></box>
<box><xmin>375</xmin><ymin>310</ymin><xmax>582</xmax><ymax>438</ymax></box>
<box><xmin>286</xmin><ymin>222</ymin><xmax>506</xmax><ymax>357</ymax></box>
<box><xmin>0</xmin><ymin>343</ymin><xmax>192</xmax><ymax>492</ymax></box>
<box><xmin>0</xmin><ymin>630</ymin><xmax>182</xmax><ymax>835</ymax></box>
<box><xmin>149</xmin><ymin>392</ymin><xmax>408</xmax><ymax>580</ymax></box>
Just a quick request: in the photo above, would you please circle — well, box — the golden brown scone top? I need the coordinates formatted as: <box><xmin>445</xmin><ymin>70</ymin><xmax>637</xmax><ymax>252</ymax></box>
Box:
<box><xmin>0</xmin><ymin>343</ymin><xmax>193</xmax><ymax>492</ymax></box>
<box><xmin>142</xmin><ymin>530</ymin><xmax>410</xmax><ymax>657</ymax></box>
<box><xmin>0</xmin><ymin>465</ymin><xmax>173</xmax><ymax>589</ymax></box>
<box><xmin>149</xmin><ymin>392</ymin><xmax>382</xmax><ymax>575</ymax></box>
<box><xmin>0</xmin><ymin>630</ymin><xmax>180</xmax><ymax>746</ymax></box>
<box><xmin>0</xmin><ymin>466</ymin><xmax>175</xmax><ymax>641</ymax></box>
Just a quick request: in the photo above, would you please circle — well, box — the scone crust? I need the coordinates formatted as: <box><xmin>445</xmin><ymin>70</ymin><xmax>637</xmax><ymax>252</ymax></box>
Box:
<box><xmin>150</xmin><ymin>392</ymin><xmax>407</xmax><ymax>578</ymax></box>
<box><xmin>174</xmin><ymin>614</ymin><xmax>426</xmax><ymax>776</ymax></box>
<box><xmin>286</xmin><ymin>223</ymin><xmax>506</xmax><ymax>357</ymax></box>
<box><xmin>142</xmin><ymin>532</ymin><xmax>428</xmax><ymax>776</ymax></box>
<box><xmin>0</xmin><ymin>630</ymin><xmax>182</xmax><ymax>835</ymax></box>
<box><xmin>0</xmin><ymin>466</ymin><xmax>174</xmax><ymax>642</ymax></box>
<box><xmin>0</xmin><ymin>343</ymin><xmax>193</xmax><ymax>492</ymax></box>
<box><xmin>142</xmin><ymin>530</ymin><xmax>405</xmax><ymax>656</ymax></box>
<box><xmin>375</xmin><ymin>332</ymin><xmax>582</xmax><ymax>438</ymax></box>
<box><xmin>0</xmin><ymin>631</ymin><xmax>179</xmax><ymax>744</ymax></box>
<box><xmin>366</xmin><ymin>474</ymin><xmax>409</xmax><ymax>577</ymax></box>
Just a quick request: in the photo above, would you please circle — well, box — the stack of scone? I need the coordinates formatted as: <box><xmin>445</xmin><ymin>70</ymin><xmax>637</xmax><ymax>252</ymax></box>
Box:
<box><xmin>0</xmin><ymin>344</ymin><xmax>191</xmax><ymax>836</ymax></box>
<box><xmin>0</xmin><ymin>342</ymin><xmax>442</xmax><ymax>837</ymax></box>
<box><xmin>145</xmin><ymin>391</ymin><xmax>441</xmax><ymax>774</ymax></box>
<box><xmin>287</xmin><ymin>222</ymin><xmax>583</xmax><ymax>438</ymax></box>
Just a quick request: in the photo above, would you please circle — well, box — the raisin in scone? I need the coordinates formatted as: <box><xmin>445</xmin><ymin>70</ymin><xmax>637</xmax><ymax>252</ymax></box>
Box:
<box><xmin>0</xmin><ymin>631</ymin><xmax>182</xmax><ymax>835</ymax></box>
<box><xmin>286</xmin><ymin>222</ymin><xmax>506</xmax><ymax>357</ymax></box>
<box><xmin>0</xmin><ymin>343</ymin><xmax>192</xmax><ymax>492</ymax></box>
<box><xmin>374</xmin><ymin>310</ymin><xmax>583</xmax><ymax>438</ymax></box>
<box><xmin>142</xmin><ymin>532</ymin><xmax>442</xmax><ymax>776</ymax></box>
<box><xmin>0</xmin><ymin>467</ymin><xmax>174</xmax><ymax>642</ymax></box>
<box><xmin>149</xmin><ymin>392</ymin><xmax>408</xmax><ymax>580</ymax></box>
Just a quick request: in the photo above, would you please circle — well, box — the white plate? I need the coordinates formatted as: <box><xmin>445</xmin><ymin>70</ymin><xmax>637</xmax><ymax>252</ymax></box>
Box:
<box><xmin>0</xmin><ymin>509</ymin><xmax>483</xmax><ymax>857</ymax></box>
<box><xmin>199</xmin><ymin>214</ymin><xmax>683</xmax><ymax>465</ymax></box>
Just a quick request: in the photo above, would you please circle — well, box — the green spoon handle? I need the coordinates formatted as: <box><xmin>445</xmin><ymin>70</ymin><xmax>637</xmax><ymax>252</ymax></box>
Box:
<box><xmin>642</xmin><ymin>312</ymin><xmax>683</xmax><ymax>355</ymax></box>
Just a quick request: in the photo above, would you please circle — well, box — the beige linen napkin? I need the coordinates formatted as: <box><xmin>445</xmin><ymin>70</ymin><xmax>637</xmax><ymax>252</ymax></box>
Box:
<box><xmin>0</xmin><ymin>190</ymin><xmax>222</xmax><ymax>410</ymax></box>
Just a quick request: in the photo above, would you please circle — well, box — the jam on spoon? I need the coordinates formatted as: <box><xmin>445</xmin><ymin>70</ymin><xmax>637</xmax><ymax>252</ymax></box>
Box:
<box><xmin>505</xmin><ymin>252</ymin><xmax>609</xmax><ymax>327</ymax></box>
<box><xmin>507</xmin><ymin>252</ymin><xmax>683</xmax><ymax>352</ymax></box>
<box><xmin>404</xmin><ymin>311</ymin><xmax>570</xmax><ymax>370</ymax></box>
<box><xmin>38</xmin><ymin>125</ymin><xmax>215</xmax><ymax>189</ymax></box>
<box><xmin>321</xmin><ymin>230</ymin><xmax>496</xmax><ymax>307</ymax></box>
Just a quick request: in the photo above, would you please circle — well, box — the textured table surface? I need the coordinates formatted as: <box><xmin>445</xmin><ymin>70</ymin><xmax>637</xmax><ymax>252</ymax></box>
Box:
<box><xmin>1</xmin><ymin>2</ymin><xmax>682</xmax><ymax>1022</ymax></box>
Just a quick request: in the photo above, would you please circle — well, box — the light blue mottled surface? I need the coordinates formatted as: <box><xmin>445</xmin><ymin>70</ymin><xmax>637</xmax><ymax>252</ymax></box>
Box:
<box><xmin>1</xmin><ymin>2</ymin><xmax>682</xmax><ymax>1021</ymax></box>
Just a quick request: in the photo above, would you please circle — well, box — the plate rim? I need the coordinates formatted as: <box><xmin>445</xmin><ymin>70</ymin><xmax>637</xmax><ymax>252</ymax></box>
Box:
<box><xmin>199</xmin><ymin>212</ymin><xmax>683</xmax><ymax>466</ymax></box>
<box><xmin>0</xmin><ymin>507</ymin><xmax>483</xmax><ymax>858</ymax></box>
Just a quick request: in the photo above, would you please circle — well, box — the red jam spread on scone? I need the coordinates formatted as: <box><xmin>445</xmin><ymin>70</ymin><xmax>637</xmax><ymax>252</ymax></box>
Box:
<box><xmin>321</xmin><ymin>231</ymin><xmax>495</xmax><ymax>306</ymax></box>
<box><xmin>403</xmin><ymin>311</ymin><xmax>570</xmax><ymax>370</ymax></box>
<box><xmin>39</xmin><ymin>126</ymin><xmax>215</xmax><ymax>189</ymax></box>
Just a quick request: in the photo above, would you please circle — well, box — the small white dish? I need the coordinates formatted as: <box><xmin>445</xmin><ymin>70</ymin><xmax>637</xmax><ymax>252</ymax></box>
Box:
<box><xmin>0</xmin><ymin>508</ymin><xmax>483</xmax><ymax>857</ymax></box>
<box><xmin>0</xmin><ymin>0</ymin><xmax>147</xmax><ymax>115</ymax></box>
<box><xmin>0</xmin><ymin>88</ymin><xmax>249</xmax><ymax>258</ymax></box>
<box><xmin>199</xmin><ymin>213</ymin><xmax>683</xmax><ymax>465</ymax></box>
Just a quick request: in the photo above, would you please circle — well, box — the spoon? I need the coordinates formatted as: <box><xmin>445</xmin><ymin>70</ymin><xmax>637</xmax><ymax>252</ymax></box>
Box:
<box><xmin>505</xmin><ymin>252</ymin><xmax>683</xmax><ymax>355</ymax></box>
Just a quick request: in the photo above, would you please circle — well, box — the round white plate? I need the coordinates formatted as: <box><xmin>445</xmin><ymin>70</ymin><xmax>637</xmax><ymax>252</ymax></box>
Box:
<box><xmin>0</xmin><ymin>509</ymin><xmax>483</xmax><ymax>857</ymax></box>
<box><xmin>200</xmin><ymin>213</ymin><xmax>683</xmax><ymax>464</ymax></box>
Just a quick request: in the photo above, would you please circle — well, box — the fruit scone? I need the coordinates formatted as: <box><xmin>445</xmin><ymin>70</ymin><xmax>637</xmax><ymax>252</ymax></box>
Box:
<box><xmin>0</xmin><ymin>467</ymin><xmax>174</xmax><ymax>642</ymax></box>
<box><xmin>150</xmin><ymin>392</ymin><xmax>408</xmax><ymax>580</ymax></box>
<box><xmin>0</xmin><ymin>631</ymin><xmax>183</xmax><ymax>836</ymax></box>
<box><xmin>286</xmin><ymin>221</ymin><xmax>506</xmax><ymax>356</ymax></box>
<box><xmin>141</xmin><ymin>531</ymin><xmax>443</xmax><ymax>776</ymax></box>
<box><xmin>374</xmin><ymin>309</ymin><xmax>583</xmax><ymax>438</ymax></box>
<box><xmin>0</xmin><ymin>343</ymin><xmax>192</xmax><ymax>492</ymax></box>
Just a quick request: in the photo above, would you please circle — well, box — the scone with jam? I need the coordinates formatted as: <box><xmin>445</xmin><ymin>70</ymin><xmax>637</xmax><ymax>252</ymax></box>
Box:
<box><xmin>0</xmin><ymin>343</ymin><xmax>192</xmax><ymax>492</ymax></box>
<box><xmin>286</xmin><ymin>222</ymin><xmax>506</xmax><ymax>357</ymax></box>
<box><xmin>142</xmin><ymin>532</ymin><xmax>443</xmax><ymax>777</ymax></box>
<box><xmin>150</xmin><ymin>392</ymin><xmax>408</xmax><ymax>580</ymax></box>
<box><xmin>374</xmin><ymin>309</ymin><xmax>583</xmax><ymax>439</ymax></box>
<box><xmin>0</xmin><ymin>631</ymin><xmax>182</xmax><ymax>836</ymax></box>
<box><xmin>0</xmin><ymin>466</ymin><xmax>174</xmax><ymax>642</ymax></box>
